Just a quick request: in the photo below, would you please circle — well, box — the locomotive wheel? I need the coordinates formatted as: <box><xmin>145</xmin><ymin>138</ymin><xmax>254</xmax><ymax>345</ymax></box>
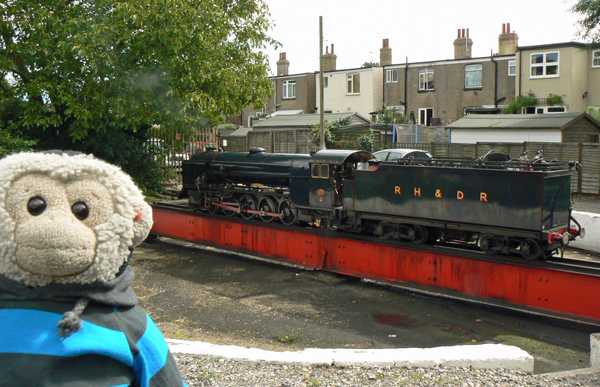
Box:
<box><xmin>206</xmin><ymin>201</ymin><xmax>219</xmax><ymax>214</ymax></box>
<box><xmin>407</xmin><ymin>225</ymin><xmax>428</xmax><ymax>244</ymax></box>
<box><xmin>520</xmin><ymin>238</ymin><xmax>542</xmax><ymax>260</ymax></box>
<box><xmin>258</xmin><ymin>196</ymin><xmax>277</xmax><ymax>222</ymax></box>
<box><xmin>239</xmin><ymin>194</ymin><xmax>257</xmax><ymax>219</ymax></box>
<box><xmin>221</xmin><ymin>194</ymin><xmax>237</xmax><ymax>217</ymax></box>
<box><xmin>279</xmin><ymin>200</ymin><xmax>297</xmax><ymax>225</ymax></box>
<box><xmin>480</xmin><ymin>234</ymin><xmax>501</xmax><ymax>254</ymax></box>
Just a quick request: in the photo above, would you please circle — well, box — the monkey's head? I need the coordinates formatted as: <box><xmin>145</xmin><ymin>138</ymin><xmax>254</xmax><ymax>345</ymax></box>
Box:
<box><xmin>0</xmin><ymin>152</ymin><xmax>153</xmax><ymax>287</ymax></box>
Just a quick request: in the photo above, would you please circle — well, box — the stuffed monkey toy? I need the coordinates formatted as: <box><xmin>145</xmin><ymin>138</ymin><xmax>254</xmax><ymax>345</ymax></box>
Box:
<box><xmin>0</xmin><ymin>151</ymin><xmax>186</xmax><ymax>386</ymax></box>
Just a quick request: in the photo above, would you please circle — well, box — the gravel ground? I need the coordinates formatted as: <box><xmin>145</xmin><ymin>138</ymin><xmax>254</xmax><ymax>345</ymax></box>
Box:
<box><xmin>173</xmin><ymin>354</ymin><xmax>599</xmax><ymax>387</ymax></box>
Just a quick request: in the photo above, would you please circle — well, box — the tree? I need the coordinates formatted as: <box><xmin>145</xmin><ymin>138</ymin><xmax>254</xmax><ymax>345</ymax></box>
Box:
<box><xmin>0</xmin><ymin>0</ymin><xmax>278</xmax><ymax>190</ymax></box>
<box><xmin>571</xmin><ymin>0</ymin><xmax>600</xmax><ymax>48</ymax></box>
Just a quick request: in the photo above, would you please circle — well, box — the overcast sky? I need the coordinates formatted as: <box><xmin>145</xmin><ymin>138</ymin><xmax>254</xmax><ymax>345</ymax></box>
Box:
<box><xmin>263</xmin><ymin>0</ymin><xmax>584</xmax><ymax>75</ymax></box>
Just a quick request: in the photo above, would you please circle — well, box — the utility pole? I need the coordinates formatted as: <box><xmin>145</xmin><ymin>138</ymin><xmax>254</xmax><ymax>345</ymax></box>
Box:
<box><xmin>319</xmin><ymin>16</ymin><xmax>325</xmax><ymax>150</ymax></box>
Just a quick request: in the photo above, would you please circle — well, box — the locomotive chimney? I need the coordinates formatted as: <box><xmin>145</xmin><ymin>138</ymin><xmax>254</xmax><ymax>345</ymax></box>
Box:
<box><xmin>276</xmin><ymin>52</ymin><xmax>290</xmax><ymax>76</ymax></box>
<box><xmin>454</xmin><ymin>28</ymin><xmax>473</xmax><ymax>59</ymax></box>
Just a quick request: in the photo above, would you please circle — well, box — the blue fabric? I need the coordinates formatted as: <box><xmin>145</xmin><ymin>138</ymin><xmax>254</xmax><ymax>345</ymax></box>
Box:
<box><xmin>133</xmin><ymin>314</ymin><xmax>170</xmax><ymax>385</ymax></box>
<box><xmin>0</xmin><ymin>309</ymin><xmax>133</xmax><ymax>365</ymax></box>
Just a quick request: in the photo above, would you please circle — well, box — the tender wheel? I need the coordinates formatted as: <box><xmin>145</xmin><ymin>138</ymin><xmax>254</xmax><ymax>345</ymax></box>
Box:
<box><xmin>520</xmin><ymin>238</ymin><xmax>542</xmax><ymax>260</ymax></box>
<box><xmin>258</xmin><ymin>197</ymin><xmax>277</xmax><ymax>222</ymax></box>
<box><xmin>407</xmin><ymin>225</ymin><xmax>427</xmax><ymax>244</ymax></box>
<box><xmin>279</xmin><ymin>200</ymin><xmax>297</xmax><ymax>225</ymax></box>
<box><xmin>239</xmin><ymin>194</ymin><xmax>257</xmax><ymax>219</ymax></box>
<box><xmin>480</xmin><ymin>234</ymin><xmax>501</xmax><ymax>255</ymax></box>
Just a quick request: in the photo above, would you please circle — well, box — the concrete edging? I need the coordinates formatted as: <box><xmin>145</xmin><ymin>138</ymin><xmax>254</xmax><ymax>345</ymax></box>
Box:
<box><xmin>570</xmin><ymin>211</ymin><xmax>600</xmax><ymax>254</ymax></box>
<box><xmin>167</xmin><ymin>339</ymin><xmax>534</xmax><ymax>372</ymax></box>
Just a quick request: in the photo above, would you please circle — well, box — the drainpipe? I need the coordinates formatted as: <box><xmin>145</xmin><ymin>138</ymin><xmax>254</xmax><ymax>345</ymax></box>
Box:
<box><xmin>492</xmin><ymin>57</ymin><xmax>498</xmax><ymax>108</ymax></box>
<box><xmin>404</xmin><ymin>57</ymin><xmax>408</xmax><ymax>118</ymax></box>
<box><xmin>518</xmin><ymin>49</ymin><xmax>522</xmax><ymax>98</ymax></box>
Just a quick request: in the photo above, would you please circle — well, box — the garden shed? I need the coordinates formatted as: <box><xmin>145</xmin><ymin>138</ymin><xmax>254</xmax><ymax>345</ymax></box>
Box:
<box><xmin>447</xmin><ymin>112</ymin><xmax>600</xmax><ymax>144</ymax></box>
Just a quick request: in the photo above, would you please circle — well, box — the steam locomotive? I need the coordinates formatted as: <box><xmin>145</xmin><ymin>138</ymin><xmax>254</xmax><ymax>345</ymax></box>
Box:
<box><xmin>179</xmin><ymin>148</ymin><xmax>584</xmax><ymax>260</ymax></box>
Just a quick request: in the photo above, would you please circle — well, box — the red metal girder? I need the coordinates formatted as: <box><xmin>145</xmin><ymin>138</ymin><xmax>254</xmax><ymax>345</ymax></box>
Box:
<box><xmin>151</xmin><ymin>207</ymin><xmax>600</xmax><ymax>324</ymax></box>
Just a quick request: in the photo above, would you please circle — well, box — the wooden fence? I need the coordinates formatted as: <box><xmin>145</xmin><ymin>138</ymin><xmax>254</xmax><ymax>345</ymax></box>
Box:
<box><xmin>395</xmin><ymin>142</ymin><xmax>600</xmax><ymax>195</ymax></box>
<box><xmin>209</xmin><ymin>128</ymin><xmax>600</xmax><ymax>196</ymax></box>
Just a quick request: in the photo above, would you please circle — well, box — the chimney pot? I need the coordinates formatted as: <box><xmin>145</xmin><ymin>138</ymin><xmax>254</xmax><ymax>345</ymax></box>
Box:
<box><xmin>466</xmin><ymin>28</ymin><xmax>469</xmax><ymax>38</ymax></box>
<box><xmin>502</xmin><ymin>23</ymin><xmax>506</xmax><ymax>34</ymax></box>
<box><xmin>507</xmin><ymin>23</ymin><xmax>510</xmax><ymax>33</ymax></box>
<box><xmin>457</xmin><ymin>29</ymin><xmax>461</xmax><ymax>38</ymax></box>
<box><xmin>331</xmin><ymin>44</ymin><xmax>334</xmax><ymax>54</ymax></box>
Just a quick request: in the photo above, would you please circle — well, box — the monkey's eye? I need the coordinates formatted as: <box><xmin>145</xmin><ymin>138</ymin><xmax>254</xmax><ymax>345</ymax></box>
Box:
<box><xmin>28</xmin><ymin>197</ymin><xmax>47</xmax><ymax>216</ymax></box>
<box><xmin>72</xmin><ymin>202</ymin><xmax>89</xmax><ymax>220</ymax></box>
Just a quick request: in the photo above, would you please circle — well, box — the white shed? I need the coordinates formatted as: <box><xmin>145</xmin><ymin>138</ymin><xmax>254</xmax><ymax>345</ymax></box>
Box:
<box><xmin>447</xmin><ymin>113</ymin><xmax>600</xmax><ymax>144</ymax></box>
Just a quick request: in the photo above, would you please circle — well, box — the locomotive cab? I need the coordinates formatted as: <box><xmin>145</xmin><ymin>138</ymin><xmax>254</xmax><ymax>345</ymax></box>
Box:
<box><xmin>308</xmin><ymin>150</ymin><xmax>372</xmax><ymax>210</ymax></box>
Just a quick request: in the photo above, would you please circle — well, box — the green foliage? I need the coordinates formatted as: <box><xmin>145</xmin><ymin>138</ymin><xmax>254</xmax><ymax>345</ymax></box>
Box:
<box><xmin>546</xmin><ymin>93</ymin><xmax>563</xmax><ymax>106</ymax></box>
<box><xmin>311</xmin><ymin>116</ymin><xmax>353</xmax><ymax>149</ymax></box>
<box><xmin>587</xmin><ymin>107</ymin><xmax>600</xmax><ymax>122</ymax></box>
<box><xmin>273</xmin><ymin>331</ymin><xmax>301</xmax><ymax>344</ymax></box>
<box><xmin>0</xmin><ymin>0</ymin><xmax>277</xmax><ymax>190</ymax></box>
<box><xmin>502</xmin><ymin>92</ymin><xmax>537</xmax><ymax>114</ymax></box>
<box><xmin>571</xmin><ymin>0</ymin><xmax>600</xmax><ymax>47</ymax></box>
<box><xmin>377</xmin><ymin>105</ymin><xmax>409</xmax><ymax>125</ymax></box>
<box><xmin>357</xmin><ymin>133</ymin><xmax>373</xmax><ymax>152</ymax></box>
<box><xmin>0</xmin><ymin>128</ymin><xmax>37</xmax><ymax>158</ymax></box>
<box><xmin>361</xmin><ymin>61</ymin><xmax>379</xmax><ymax>68</ymax></box>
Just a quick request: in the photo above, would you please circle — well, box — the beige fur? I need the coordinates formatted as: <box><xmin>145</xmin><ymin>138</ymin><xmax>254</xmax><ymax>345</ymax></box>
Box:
<box><xmin>0</xmin><ymin>152</ymin><xmax>153</xmax><ymax>286</ymax></box>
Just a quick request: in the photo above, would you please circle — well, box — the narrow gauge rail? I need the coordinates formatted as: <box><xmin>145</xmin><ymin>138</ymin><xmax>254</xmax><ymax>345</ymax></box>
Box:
<box><xmin>149</xmin><ymin>201</ymin><xmax>600</xmax><ymax>326</ymax></box>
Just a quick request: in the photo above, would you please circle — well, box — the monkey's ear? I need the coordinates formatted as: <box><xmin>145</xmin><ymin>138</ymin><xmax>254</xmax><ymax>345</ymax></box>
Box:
<box><xmin>132</xmin><ymin>201</ymin><xmax>153</xmax><ymax>246</ymax></box>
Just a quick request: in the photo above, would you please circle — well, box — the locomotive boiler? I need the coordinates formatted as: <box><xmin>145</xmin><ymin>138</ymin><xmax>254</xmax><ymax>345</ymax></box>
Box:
<box><xmin>180</xmin><ymin>148</ymin><xmax>583</xmax><ymax>260</ymax></box>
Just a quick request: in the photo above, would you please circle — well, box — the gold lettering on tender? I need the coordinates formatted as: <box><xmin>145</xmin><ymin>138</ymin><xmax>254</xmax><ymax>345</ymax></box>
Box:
<box><xmin>395</xmin><ymin>186</ymin><xmax>401</xmax><ymax>195</ymax></box>
<box><xmin>435</xmin><ymin>189</ymin><xmax>442</xmax><ymax>198</ymax></box>
<box><xmin>414</xmin><ymin>187</ymin><xmax>421</xmax><ymax>196</ymax></box>
<box><xmin>480</xmin><ymin>192</ymin><xmax>488</xmax><ymax>202</ymax></box>
<box><xmin>457</xmin><ymin>191</ymin><xmax>464</xmax><ymax>200</ymax></box>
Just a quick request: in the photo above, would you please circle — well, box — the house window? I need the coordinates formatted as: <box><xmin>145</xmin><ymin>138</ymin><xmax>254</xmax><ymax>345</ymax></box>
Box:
<box><xmin>419</xmin><ymin>67</ymin><xmax>434</xmax><ymax>91</ymax></box>
<box><xmin>347</xmin><ymin>73</ymin><xmax>360</xmax><ymax>94</ymax></box>
<box><xmin>465</xmin><ymin>64</ymin><xmax>482</xmax><ymax>88</ymax></box>
<box><xmin>386</xmin><ymin>69</ymin><xmax>398</xmax><ymax>83</ymax></box>
<box><xmin>282</xmin><ymin>80</ymin><xmax>296</xmax><ymax>99</ymax></box>
<box><xmin>593</xmin><ymin>50</ymin><xmax>600</xmax><ymax>68</ymax></box>
<box><xmin>530</xmin><ymin>51</ymin><xmax>559</xmax><ymax>78</ymax></box>
<box><xmin>508</xmin><ymin>60</ymin><xmax>516</xmax><ymax>76</ymax></box>
<box><xmin>418</xmin><ymin>108</ymin><xmax>433</xmax><ymax>126</ymax></box>
<box><xmin>323</xmin><ymin>77</ymin><xmax>329</xmax><ymax>88</ymax></box>
<box><xmin>546</xmin><ymin>106</ymin><xmax>566</xmax><ymax>113</ymax></box>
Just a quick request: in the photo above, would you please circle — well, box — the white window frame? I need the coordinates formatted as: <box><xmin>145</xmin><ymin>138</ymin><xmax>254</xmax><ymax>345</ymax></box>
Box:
<box><xmin>530</xmin><ymin>51</ymin><xmax>559</xmax><ymax>78</ymax></box>
<box><xmin>465</xmin><ymin>64</ymin><xmax>482</xmax><ymax>88</ymax></box>
<box><xmin>386</xmin><ymin>69</ymin><xmax>398</xmax><ymax>83</ymax></box>
<box><xmin>418</xmin><ymin>108</ymin><xmax>433</xmax><ymax>126</ymax></box>
<box><xmin>418</xmin><ymin>67</ymin><xmax>434</xmax><ymax>91</ymax></box>
<box><xmin>323</xmin><ymin>76</ymin><xmax>329</xmax><ymax>88</ymax></box>
<box><xmin>593</xmin><ymin>50</ymin><xmax>600</xmax><ymax>68</ymax></box>
<box><xmin>508</xmin><ymin>60</ymin><xmax>516</xmax><ymax>76</ymax></box>
<box><xmin>347</xmin><ymin>73</ymin><xmax>360</xmax><ymax>95</ymax></box>
<box><xmin>282</xmin><ymin>80</ymin><xmax>296</xmax><ymax>99</ymax></box>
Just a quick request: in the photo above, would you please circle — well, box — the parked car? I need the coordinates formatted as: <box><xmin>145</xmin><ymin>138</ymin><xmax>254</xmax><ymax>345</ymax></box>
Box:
<box><xmin>372</xmin><ymin>149</ymin><xmax>433</xmax><ymax>162</ymax></box>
